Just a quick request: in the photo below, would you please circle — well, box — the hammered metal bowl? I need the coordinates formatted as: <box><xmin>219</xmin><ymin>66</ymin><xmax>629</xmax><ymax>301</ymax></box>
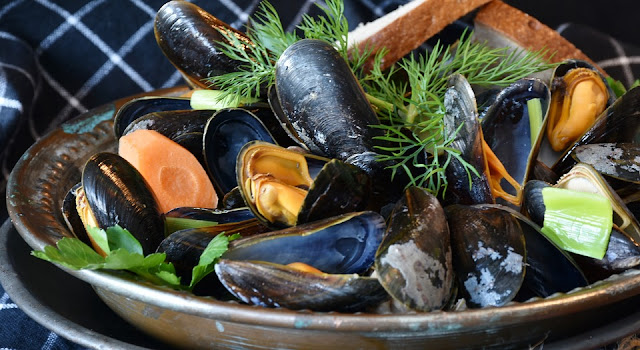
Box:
<box><xmin>7</xmin><ymin>88</ymin><xmax>640</xmax><ymax>350</ymax></box>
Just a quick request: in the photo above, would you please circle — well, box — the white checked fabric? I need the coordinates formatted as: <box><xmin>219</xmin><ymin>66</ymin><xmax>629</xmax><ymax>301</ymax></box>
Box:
<box><xmin>1</xmin><ymin>0</ymin><xmax>640</xmax><ymax>349</ymax></box>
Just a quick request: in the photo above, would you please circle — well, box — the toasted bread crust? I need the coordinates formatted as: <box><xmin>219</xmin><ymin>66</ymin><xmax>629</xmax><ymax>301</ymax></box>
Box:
<box><xmin>348</xmin><ymin>0</ymin><xmax>492</xmax><ymax>71</ymax></box>
<box><xmin>474</xmin><ymin>1</ymin><xmax>603</xmax><ymax>72</ymax></box>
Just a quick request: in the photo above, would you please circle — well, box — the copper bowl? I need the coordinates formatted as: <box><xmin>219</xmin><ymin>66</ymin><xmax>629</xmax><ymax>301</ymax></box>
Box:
<box><xmin>7</xmin><ymin>88</ymin><xmax>640</xmax><ymax>350</ymax></box>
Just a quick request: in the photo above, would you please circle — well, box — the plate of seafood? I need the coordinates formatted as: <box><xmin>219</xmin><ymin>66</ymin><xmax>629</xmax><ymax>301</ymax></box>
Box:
<box><xmin>7</xmin><ymin>0</ymin><xmax>640</xmax><ymax>349</ymax></box>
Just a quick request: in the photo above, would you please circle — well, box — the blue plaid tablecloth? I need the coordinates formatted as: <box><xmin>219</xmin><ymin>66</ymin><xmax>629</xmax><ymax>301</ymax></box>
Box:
<box><xmin>1</xmin><ymin>0</ymin><xmax>640</xmax><ymax>349</ymax></box>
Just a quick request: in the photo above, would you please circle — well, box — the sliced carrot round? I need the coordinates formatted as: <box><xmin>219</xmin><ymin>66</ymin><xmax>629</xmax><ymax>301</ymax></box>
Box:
<box><xmin>118</xmin><ymin>129</ymin><xmax>218</xmax><ymax>213</ymax></box>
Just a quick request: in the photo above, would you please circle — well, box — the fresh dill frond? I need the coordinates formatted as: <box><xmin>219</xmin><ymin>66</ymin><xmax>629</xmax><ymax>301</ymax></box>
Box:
<box><xmin>297</xmin><ymin>0</ymin><xmax>349</xmax><ymax>55</ymax></box>
<box><xmin>250</xmin><ymin>1</ymin><xmax>299</xmax><ymax>55</ymax></box>
<box><xmin>205</xmin><ymin>0</ymin><xmax>372</xmax><ymax>102</ymax></box>
<box><xmin>205</xmin><ymin>21</ymin><xmax>277</xmax><ymax>101</ymax></box>
<box><xmin>363</xmin><ymin>30</ymin><xmax>554</xmax><ymax>195</ymax></box>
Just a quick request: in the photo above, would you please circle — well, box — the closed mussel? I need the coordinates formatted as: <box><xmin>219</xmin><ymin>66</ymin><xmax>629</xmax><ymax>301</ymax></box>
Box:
<box><xmin>445</xmin><ymin>204</ymin><xmax>526</xmax><ymax>308</ymax></box>
<box><xmin>495</xmin><ymin>205</ymin><xmax>587</xmax><ymax>299</ymax></box>
<box><xmin>375</xmin><ymin>187</ymin><xmax>454</xmax><ymax>312</ymax></box>
<box><xmin>81</xmin><ymin>152</ymin><xmax>165</xmax><ymax>255</ymax></box>
<box><xmin>154</xmin><ymin>1</ymin><xmax>252</xmax><ymax>89</ymax></box>
<box><xmin>222</xmin><ymin>211</ymin><xmax>386</xmax><ymax>275</ymax></box>
<box><xmin>214</xmin><ymin>260</ymin><xmax>389</xmax><ymax>312</ymax></box>
<box><xmin>272</xmin><ymin>39</ymin><xmax>403</xmax><ymax>207</ymax></box>
<box><xmin>237</xmin><ymin>141</ymin><xmax>370</xmax><ymax>227</ymax></box>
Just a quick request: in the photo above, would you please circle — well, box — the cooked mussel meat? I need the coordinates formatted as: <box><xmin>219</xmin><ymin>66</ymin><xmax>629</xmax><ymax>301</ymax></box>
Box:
<box><xmin>203</xmin><ymin>109</ymin><xmax>275</xmax><ymax>195</ymax></box>
<box><xmin>237</xmin><ymin>141</ymin><xmax>370</xmax><ymax>227</ymax></box>
<box><xmin>546</xmin><ymin>61</ymin><xmax>612</xmax><ymax>152</ymax></box>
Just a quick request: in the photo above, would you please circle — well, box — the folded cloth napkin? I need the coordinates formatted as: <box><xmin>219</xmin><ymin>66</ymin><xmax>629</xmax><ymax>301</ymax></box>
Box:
<box><xmin>1</xmin><ymin>0</ymin><xmax>639</xmax><ymax>349</ymax></box>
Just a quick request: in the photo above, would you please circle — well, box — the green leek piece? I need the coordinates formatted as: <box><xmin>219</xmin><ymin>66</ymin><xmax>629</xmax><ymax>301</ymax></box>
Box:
<box><xmin>540</xmin><ymin>187</ymin><xmax>613</xmax><ymax>259</ymax></box>
<box><xmin>527</xmin><ymin>98</ymin><xmax>543</xmax><ymax>145</ymax></box>
<box><xmin>164</xmin><ymin>217</ymin><xmax>218</xmax><ymax>236</ymax></box>
<box><xmin>190</xmin><ymin>89</ymin><xmax>258</xmax><ymax>110</ymax></box>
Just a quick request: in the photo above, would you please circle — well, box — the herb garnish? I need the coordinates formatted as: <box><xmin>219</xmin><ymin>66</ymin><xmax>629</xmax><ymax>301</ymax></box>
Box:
<box><xmin>206</xmin><ymin>0</ymin><xmax>553</xmax><ymax>195</ymax></box>
<box><xmin>32</xmin><ymin>225</ymin><xmax>239</xmax><ymax>290</ymax></box>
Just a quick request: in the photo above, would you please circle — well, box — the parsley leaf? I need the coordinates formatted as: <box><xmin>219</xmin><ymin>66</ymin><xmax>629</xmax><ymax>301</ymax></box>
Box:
<box><xmin>32</xmin><ymin>226</ymin><xmax>240</xmax><ymax>291</ymax></box>
<box><xmin>190</xmin><ymin>232</ymin><xmax>241</xmax><ymax>288</ymax></box>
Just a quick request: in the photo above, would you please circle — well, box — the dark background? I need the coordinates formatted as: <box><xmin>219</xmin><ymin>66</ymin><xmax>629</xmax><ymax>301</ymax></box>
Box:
<box><xmin>507</xmin><ymin>0</ymin><xmax>640</xmax><ymax>46</ymax></box>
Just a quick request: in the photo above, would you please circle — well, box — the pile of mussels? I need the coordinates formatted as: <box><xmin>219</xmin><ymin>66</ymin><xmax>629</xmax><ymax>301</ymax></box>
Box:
<box><xmin>62</xmin><ymin>1</ymin><xmax>640</xmax><ymax>313</ymax></box>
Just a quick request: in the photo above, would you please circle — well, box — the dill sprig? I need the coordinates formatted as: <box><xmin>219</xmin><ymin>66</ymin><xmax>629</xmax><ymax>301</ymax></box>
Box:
<box><xmin>362</xmin><ymin>31</ymin><xmax>555</xmax><ymax>195</ymax></box>
<box><xmin>206</xmin><ymin>0</ymin><xmax>366</xmax><ymax>101</ymax></box>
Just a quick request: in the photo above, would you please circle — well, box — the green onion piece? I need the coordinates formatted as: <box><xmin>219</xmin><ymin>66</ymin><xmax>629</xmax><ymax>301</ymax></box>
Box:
<box><xmin>190</xmin><ymin>89</ymin><xmax>258</xmax><ymax>110</ymax></box>
<box><xmin>165</xmin><ymin>217</ymin><xmax>218</xmax><ymax>236</ymax></box>
<box><xmin>605</xmin><ymin>77</ymin><xmax>628</xmax><ymax>99</ymax></box>
<box><xmin>527</xmin><ymin>98</ymin><xmax>543</xmax><ymax>145</ymax></box>
<box><xmin>540</xmin><ymin>187</ymin><xmax>612</xmax><ymax>259</ymax></box>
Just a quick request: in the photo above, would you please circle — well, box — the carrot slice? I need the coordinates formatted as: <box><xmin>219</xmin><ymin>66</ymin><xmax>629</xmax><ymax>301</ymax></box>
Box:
<box><xmin>118</xmin><ymin>129</ymin><xmax>218</xmax><ymax>213</ymax></box>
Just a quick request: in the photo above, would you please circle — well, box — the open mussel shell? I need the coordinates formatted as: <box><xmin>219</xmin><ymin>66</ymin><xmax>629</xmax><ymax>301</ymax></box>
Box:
<box><xmin>121</xmin><ymin>109</ymin><xmax>213</xmax><ymax>140</ymax></box>
<box><xmin>61</xmin><ymin>182</ymin><xmax>91</xmax><ymax>246</ymax></box>
<box><xmin>571</xmin><ymin>143</ymin><xmax>640</xmax><ymax>184</ymax></box>
<box><xmin>82</xmin><ymin>152</ymin><xmax>165</xmax><ymax>254</ymax></box>
<box><xmin>236</xmin><ymin>141</ymin><xmax>371</xmax><ymax>228</ymax></box>
<box><xmin>443</xmin><ymin>74</ymin><xmax>493</xmax><ymax>205</ymax></box>
<box><xmin>445</xmin><ymin>204</ymin><xmax>526</xmax><ymax>308</ymax></box>
<box><xmin>164</xmin><ymin>207</ymin><xmax>254</xmax><ymax>223</ymax></box>
<box><xmin>556</xmin><ymin>163</ymin><xmax>640</xmax><ymax>245</ymax></box>
<box><xmin>113</xmin><ymin>96</ymin><xmax>191</xmax><ymax>138</ymax></box>
<box><xmin>539</xmin><ymin>60</ymin><xmax>614</xmax><ymax>159</ymax></box>
<box><xmin>203</xmin><ymin>109</ymin><xmax>275</xmax><ymax>195</ymax></box>
<box><xmin>375</xmin><ymin>187</ymin><xmax>453</xmax><ymax>312</ymax></box>
<box><xmin>552</xmin><ymin>85</ymin><xmax>640</xmax><ymax>174</ymax></box>
<box><xmin>215</xmin><ymin>260</ymin><xmax>389</xmax><ymax>312</ymax></box>
<box><xmin>154</xmin><ymin>1</ymin><xmax>252</xmax><ymax>89</ymax></box>
<box><xmin>222</xmin><ymin>211</ymin><xmax>386</xmax><ymax>275</ymax></box>
<box><xmin>481</xmin><ymin>78</ymin><xmax>550</xmax><ymax>188</ymax></box>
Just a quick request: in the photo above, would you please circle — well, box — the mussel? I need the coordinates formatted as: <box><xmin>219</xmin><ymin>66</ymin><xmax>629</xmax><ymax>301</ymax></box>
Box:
<box><xmin>222</xmin><ymin>211</ymin><xmax>386</xmax><ymax>275</ymax></box>
<box><xmin>445</xmin><ymin>204</ymin><xmax>526</xmax><ymax>308</ymax></box>
<box><xmin>481</xmin><ymin>78</ymin><xmax>551</xmax><ymax>191</ymax></box>
<box><xmin>154</xmin><ymin>1</ymin><xmax>253</xmax><ymax>89</ymax></box>
<box><xmin>546</xmin><ymin>60</ymin><xmax>613</xmax><ymax>152</ymax></box>
<box><xmin>80</xmin><ymin>152</ymin><xmax>165</xmax><ymax>255</ymax></box>
<box><xmin>442</xmin><ymin>74</ymin><xmax>493</xmax><ymax>205</ymax></box>
<box><xmin>203</xmin><ymin>109</ymin><xmax>276</xmax><ymax>195</ymax></box>
<box><xmin>375</xmin><ymin>186</ymin><xmax>454</xmax><ymax>312</ymax></box>
<box><xmin>272</xmin><ymin>39</ymin><xmax>405</xmax><ymax>207</ymax></box>
<box><xmin>113</xmin><ymin>96</ymin><xmax>192</xmax><ymax>138</ymax></box>
<box><xmin>552</xmin><ymin>85</ymin><xmax>640</xmax><ymax>174</ymax></box>
<box><xmin>215</xmin><ymin>260</ymin><xmax>388</xmax><ymax>312</ymax></box>
<box><xmin>236</xmin><ymin>141</ymin><xmax>370</xmax><ymax>227</ymax></box>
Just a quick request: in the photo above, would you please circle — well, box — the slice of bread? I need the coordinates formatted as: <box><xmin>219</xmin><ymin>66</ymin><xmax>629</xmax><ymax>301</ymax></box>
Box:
<box><xmin>473</xmin><ymin>0</ymin><xmax>604</xmax><ymax>73</ymax></box>
<box><xmin>347</xmin><ymin>0</ymin><xmax>493</xmax><ymax>71</ymax></box>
